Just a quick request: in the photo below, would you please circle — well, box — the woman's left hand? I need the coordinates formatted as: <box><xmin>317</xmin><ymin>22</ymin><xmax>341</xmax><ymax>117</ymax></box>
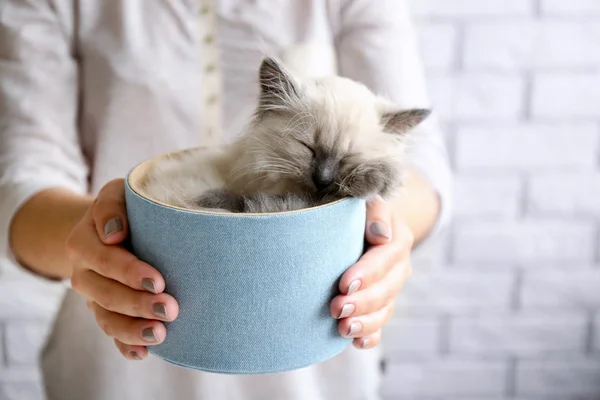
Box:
<box><xmin>330</xmin><ymin>195</ymin><xmax>414</xmax><ymax>349</ymax></box>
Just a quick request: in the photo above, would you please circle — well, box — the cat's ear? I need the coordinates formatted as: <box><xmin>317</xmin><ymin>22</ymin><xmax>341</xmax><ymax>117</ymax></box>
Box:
<box><xmin>258</xmin><ymin>57</ymin><xmax>299</xmax><ymax>112</ymax></box>
<box><xmin>381</xmin><ymin>109</ymin><xmax>431</xmax><ymax>134</ymax></box>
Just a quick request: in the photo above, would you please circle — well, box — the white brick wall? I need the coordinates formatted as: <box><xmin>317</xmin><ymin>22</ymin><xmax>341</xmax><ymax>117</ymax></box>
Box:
<box><xmin>382</xmin><ymin>361</ymin><xmax>507</xmax><ymax>397</ymax></box>
<box><xmin>453</xmin><ymin>221</ymin><xmax>596</xmax><ymax>262</ymax></box>
<box><xmin>516</xmin><ymin>360</ymin><xmax>600</xmax><ymax>396</ymax></box>
<box><xmin>532</xmin><ymin>73</ymin><xmax>600</xmax><ymax>118</ymax></box>
<box><xmin>541</xmin><ymin>0</ymin><xmax>600</xmax><ymax>15</ymax></box>
<box><xmin>382</xmin><ymin>1</ymin><xmax>600</xmax><ymax>398</ymax></box>
<box><xmin>449</xmin><ymin>313</ymin><xmax>587</xmax><ymax>356</ymax></box>
<box><xmin>464</xmin><ymin>22</ymin><xmax>600</xmax><ymax>70</ymax></box>
<box><xmin>529</xmin><ymin>173</ymin><xmax>600</xmax><ymax>216</ymax></box>
<box><xmin>2</xmin><ymin>1</ymin><xmax>600</xmax><ymax>400</ymax></box>
<box><xmin>455</xmin><ymin>123</ymin><xmax>599</xmax><ymax>171</ymax></box>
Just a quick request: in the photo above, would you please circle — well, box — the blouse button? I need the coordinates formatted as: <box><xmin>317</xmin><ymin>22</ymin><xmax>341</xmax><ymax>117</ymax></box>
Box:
<box><xmin>207</xmin><ymin>95</ymin><xmax>218</xmax><ymax>105</ymax></box>
<box><xmin>204</xmin><ymin>35</ymin><xmax>214</xmax><ymax>45</ymax></box>
<box><xmin>205</xmin><ymin>64</ymin><xmax>216</xmax><ymax>73</ymax></box>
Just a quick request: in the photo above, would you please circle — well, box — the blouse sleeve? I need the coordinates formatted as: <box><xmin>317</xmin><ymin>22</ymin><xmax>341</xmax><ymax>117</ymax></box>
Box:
<box><xmin>335</xmin><ymin>0</ymin><xmax>453</xmax><ymax>242</ymax></box>
<box><xmin>0</xmin><ymin>0</ymin><xmax>88</xmax><ymax>275</ymax></box>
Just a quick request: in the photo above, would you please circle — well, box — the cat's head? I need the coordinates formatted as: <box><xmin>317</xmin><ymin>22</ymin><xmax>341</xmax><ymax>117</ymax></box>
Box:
<box><xmin>237</xmin><ymin>57</ymin><xmax>431</xmax><ymax>199</ymax></box>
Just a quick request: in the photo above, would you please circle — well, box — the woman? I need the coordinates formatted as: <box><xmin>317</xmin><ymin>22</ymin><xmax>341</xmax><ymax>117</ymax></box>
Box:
<box><xmin>0</xmin><ymin>1</ymin><xmax>451</xmax><ymax>399</ymax></box>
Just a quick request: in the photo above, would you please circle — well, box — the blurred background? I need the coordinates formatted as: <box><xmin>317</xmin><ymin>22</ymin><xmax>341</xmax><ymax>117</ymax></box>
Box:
<box><xmin>1</xmin><ymin>0</ymin><xmax>599</xmax><ymax>399</ymax></box>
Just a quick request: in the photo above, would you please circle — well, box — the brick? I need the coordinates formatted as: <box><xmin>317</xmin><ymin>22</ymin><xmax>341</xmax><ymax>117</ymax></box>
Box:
<box><xmin>417</xmin><ymin>24</ymin><xmax>457</xmax><ymax>70</ymax></box>
<box><xmin>533</xmin><ymin>73</ymin><xmax>600</xmax><ymax>118</ymax></box>
<box><xmin>465</xmin><ymin>22</ymin><xmax>600</xmax><ymax>70</ymax></box>
<box><xmin>0</xmin><ymin>279</ymin><xmax>64</xmax><ymax>320</ymax></box>
<box><xmin>541</xmin><ymin>0</ymin><xmax>600</xmax><ymax>15</ymax></box>
<box><xmin>521</xmin><ymin>270</ymin><xmax>600</xmax><ymax>308</ymax></box>
<box><xmin>410</xmin><ymin>0</ymin><xmax>534</xmax><ymax>17</ymax></box>
<box><xmin>450</xmin><ymin>313</ymin><xmax>586</xmax><ymax>356</ymax></box>
<box><xmin>428</xmin><ymin>75</ymin><xmax>524</xmax><ymax>121</ymax></box>
<box><xmin>383</xmin><ymin>319</ymin><xmax>440</xmax><ymax>356</ymax></box>
<box><xmin>454</xmin><ymin>221</ymin><xmax>596</xmax><ymax>262</ymax></box>
<box><xmin>381</xmin><ymin>360</ymin><xmax>507</xmax><ymax>397</ymax></box>
<box><xmin>517</xmin><ymin>360</ymin><xmax>600</xmax><ymax>396</ymax></box>
<box><xmin>529</xmin><ymin>173</ymin><xmax>600</xmax><ymax>216</ymax></box>
<box><xmin>454</xmin><ymin>176</ymin><xmax>521</xmax><ymax>218</ymax></box>
<box><xmin>396</xmin><ymin>270</ymin><xmax>512</xmax><ymax>311</ymax></box>
<box><xmin>455</xmin><ymin>123</ymin><xmax>599</xmax><ymax>171</ymax></box>
<box><xmin>0</xmin><ymin>383</ymin><xmax>43</xmax><ymax>400</ymax></box>
<box><xmin>5</xmin><ymin>322</ymin><xmax>51</xmax><ymax>366</ymax></box>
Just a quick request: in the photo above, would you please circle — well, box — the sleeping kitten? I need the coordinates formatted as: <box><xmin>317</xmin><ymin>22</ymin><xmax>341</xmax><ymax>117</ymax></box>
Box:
<box><xmin>137</xmin><ymin>57</ymin><xmax>430</xmax><ymax>213</ymax></box>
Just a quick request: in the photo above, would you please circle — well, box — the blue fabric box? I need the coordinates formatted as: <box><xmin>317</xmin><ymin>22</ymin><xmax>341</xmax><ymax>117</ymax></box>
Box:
<box><xmin>124</xmin><ymin>154</ymin><xmax>366</xmax><ymax>374</ymax></box>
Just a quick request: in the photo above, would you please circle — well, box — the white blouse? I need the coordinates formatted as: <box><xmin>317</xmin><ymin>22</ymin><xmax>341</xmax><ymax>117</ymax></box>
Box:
<box><xmin>0</xmin><ymin>1</ymin><xmax>452</xmax><ymax>399</ymax></box>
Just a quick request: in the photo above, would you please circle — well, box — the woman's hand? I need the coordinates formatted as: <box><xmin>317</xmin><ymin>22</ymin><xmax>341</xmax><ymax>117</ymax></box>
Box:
<box><xmin>66</xmin><ymin>179</ymin><xmax>180</xmax><ymax>360</ymax></box>
<box><xmin>330</xmin><ymin>196</ymin><xmax>413</xmax><ymax>349</ymax></box>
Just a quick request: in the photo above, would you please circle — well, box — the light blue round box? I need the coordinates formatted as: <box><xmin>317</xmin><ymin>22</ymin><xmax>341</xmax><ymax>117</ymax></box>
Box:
<box><xmin>124</xmin><ymin>155</ymin><xmax>366</xmax><ymax>374</ymax></box>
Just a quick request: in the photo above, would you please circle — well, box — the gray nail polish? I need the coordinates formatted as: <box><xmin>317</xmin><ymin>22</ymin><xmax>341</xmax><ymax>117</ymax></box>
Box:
<box><xmin>130</xmin><ymin>351</ymin><xmax>141</xmax><ymax>360</ymax></box>
<box><xmin>142</xmin><ymin>278</ymin><xmax>157</xmax><ymax>294</ymax></box>
<box><xmin>141</xmin><ymin>327</ymin><xmax>158</xmax><ymax>342</ymax></box>
<box><xmin>104</xmin><ymin>218</ymin><xmax>123</xmax><ymax>237</ymax></box>
<box><xmin>347</xmin><ymin>280</ymin><xmax>361</xmax><ymax>295</ymax></box>
<box><xmin>348</xmin><ymin>321</ymin><xmax>362</xmax><ymax>336</ymax></box>
<box><xmin>153</xmin><ymin>303</ymin><xmax>168</xmax><ymax>320</ymax></box>
<box><xmin>338</xmin><ymin>304</ymin><xmax>355</xmax><ymax>319</ymax></box>
<box><xmin>361</xmin><ymin>338</ymin><xmax>371</xmax><ymax>349</ymax></box>
<box><xmin>370</xmin><ymin>221</ymin><xmax>390</xmax><ymax>239</ymax></box>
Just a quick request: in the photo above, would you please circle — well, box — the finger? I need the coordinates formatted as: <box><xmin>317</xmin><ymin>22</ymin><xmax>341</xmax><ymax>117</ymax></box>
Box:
<box><xmin>331</xmin><ymin>261</ymin><xmax>409</xmax><ymax>318</ymax></box>
<box><xmin>114</xmin><ymin>339</ymin><xmax>149</xmax><ymax>361</ymax></box>
<box><xmin>338</xmin><ymin>235</ymin><xmax>407</xmax><ymax>296</ymax></box>
<box><xmin>353</xmin><ymin>329</ymin><xmax>382</xmax><ymax>350</ymax></box>
<box><xmin>89</xmin><ymin>301</ymin><xmax>167</xmax><ymax>346</ymax></box>
<box><xmin>67</xmin><ymin>226</ymin><xmax>166</xmax><ymax>294</ymax></box>
<box><xmin>338</xmin><ymin>303</ymin><xmax>394</xmax><ymax>338</ymax></box>
<box><xmin>92</xmin><ymin>179</ymin><xmax>129</xmax><ymax>245</ymax></box>
<box><xmin>365</xmin><ymin>195</ymin><xmax>393</xmax><ymax>246</ymax></box>
<box><xmin>72</xmin><ymin>269</ymin><xmax>179</xmax><ymax>321</ymax></box>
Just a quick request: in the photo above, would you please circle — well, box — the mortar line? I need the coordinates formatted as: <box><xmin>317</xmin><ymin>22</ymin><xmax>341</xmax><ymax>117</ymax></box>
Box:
<box><xmin>506</xmin><ymin>357</ymin><xmax>517</xmax><ymax>398</ymax></box>
<box><xmin>522</xmin><ymin>71</ymin><xmax>534</xmax><ymax>122</ymax></box>
<box><xmin>585</xmin><ymin>310</ymin><xmax>595</xmax><ymax>354</ymax></box>
<box><xmin>511</xmin><ymin>268</ymin><xmax>523</xmax><ymax>311</ymax></box>
<box><xmin>439</xmin><ymin>314</ymin><xmax>451</xmax><ymax>356</ymax></box>
<box><xmin>519</xmin><ymin>174</ymin><xmax>529</xmax><ymax>219</ymax></box>
<box><xmin>453</xmin><ymin>22</ymin><xmax>466</xmax><ymax>72</ymax></box>
<box><xmin>534</xmin><ymin>0</ymin><xmax>542</xmax><ymax>17</ymax></box>
<box><xmin>0</xmin><ymin>323</ymin><xmax>7</xmax><ymax>367</ymax></box>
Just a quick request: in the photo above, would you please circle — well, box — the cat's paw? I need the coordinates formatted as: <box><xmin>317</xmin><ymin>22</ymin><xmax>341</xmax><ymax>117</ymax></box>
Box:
<box><xmin>340</xmin><ymin>163</ymin><xmax>397</xmax><ymax>199</ymax></box>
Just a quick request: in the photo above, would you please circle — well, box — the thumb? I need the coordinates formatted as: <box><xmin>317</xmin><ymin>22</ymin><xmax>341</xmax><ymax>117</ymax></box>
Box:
<box><xmin>92</xmin><ymin>179</ymin><xmax>129</xmax><ymax>245</ymax></box>
<box><xmin>365</xmin><ymin>195</ymin><xmax>392</xmax><ymax>246</ymax></box>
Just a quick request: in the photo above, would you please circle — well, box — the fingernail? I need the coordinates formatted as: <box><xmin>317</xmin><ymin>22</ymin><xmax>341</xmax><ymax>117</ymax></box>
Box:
<box><xmin>338</xmin><ymin>304</ymin><xmax>355</xmax><ymax>319</ymax></box>
<box><xmin>153</xmin><ymin>303</ymin><xmax>168</xmax><ymax>320</ymax></box>
<box><xmin>361</xmin><ymin>338</ymin><xmax>371</xmax><ymax>349</ymax></box>
<box><xmin>142</xmin><ymin>278</ymin><xmax>157</xmax><ymax>294</ymax></box>
<box><xmin>348</xmin><ymin>321</ymin><xmax>362</xmax><ymax>336</ymax></box>
<box><xmin>104</xmin><ymin>218</ymin><xmax>123</xmax><ymax>238</ymax></box>
<box><xmin>347</xmin><ymin>280</ymin><xmax>361</xmax><ymax>295</ymax></box>
<box><xmin>130</xmin><ymin>351</ymin><xmax>141</xmax><ymax>360</ymax></box>
<box><xmin>370</xmin><ymin>221</ymin><xmax>390</xmax><ymax>239</ymax></box>
<box><xmin>141</xmin><ymin>327</ymin><xmax>158</xmax><ymax>342</ymax></box>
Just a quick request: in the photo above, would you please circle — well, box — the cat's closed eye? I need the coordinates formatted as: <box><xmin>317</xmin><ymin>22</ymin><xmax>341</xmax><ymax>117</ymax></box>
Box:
<box><xmin>297</xmin><ymin>140</ymin><xmax>316</xmax><ymax>156</ymax></box>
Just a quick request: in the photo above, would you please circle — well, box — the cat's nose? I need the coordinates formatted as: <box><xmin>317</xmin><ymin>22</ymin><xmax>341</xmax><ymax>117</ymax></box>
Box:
<box><xmin>312</xmin><ymin>165</ymin><xmax>335</xmax><ymax>190</ymax></box>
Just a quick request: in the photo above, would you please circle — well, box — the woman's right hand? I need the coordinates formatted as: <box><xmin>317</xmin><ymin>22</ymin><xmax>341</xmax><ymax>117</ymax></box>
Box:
<box><xmin>66</xmin><ymin>179</ymin><xmax>180</xmax><ymax>360</ymax></box>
